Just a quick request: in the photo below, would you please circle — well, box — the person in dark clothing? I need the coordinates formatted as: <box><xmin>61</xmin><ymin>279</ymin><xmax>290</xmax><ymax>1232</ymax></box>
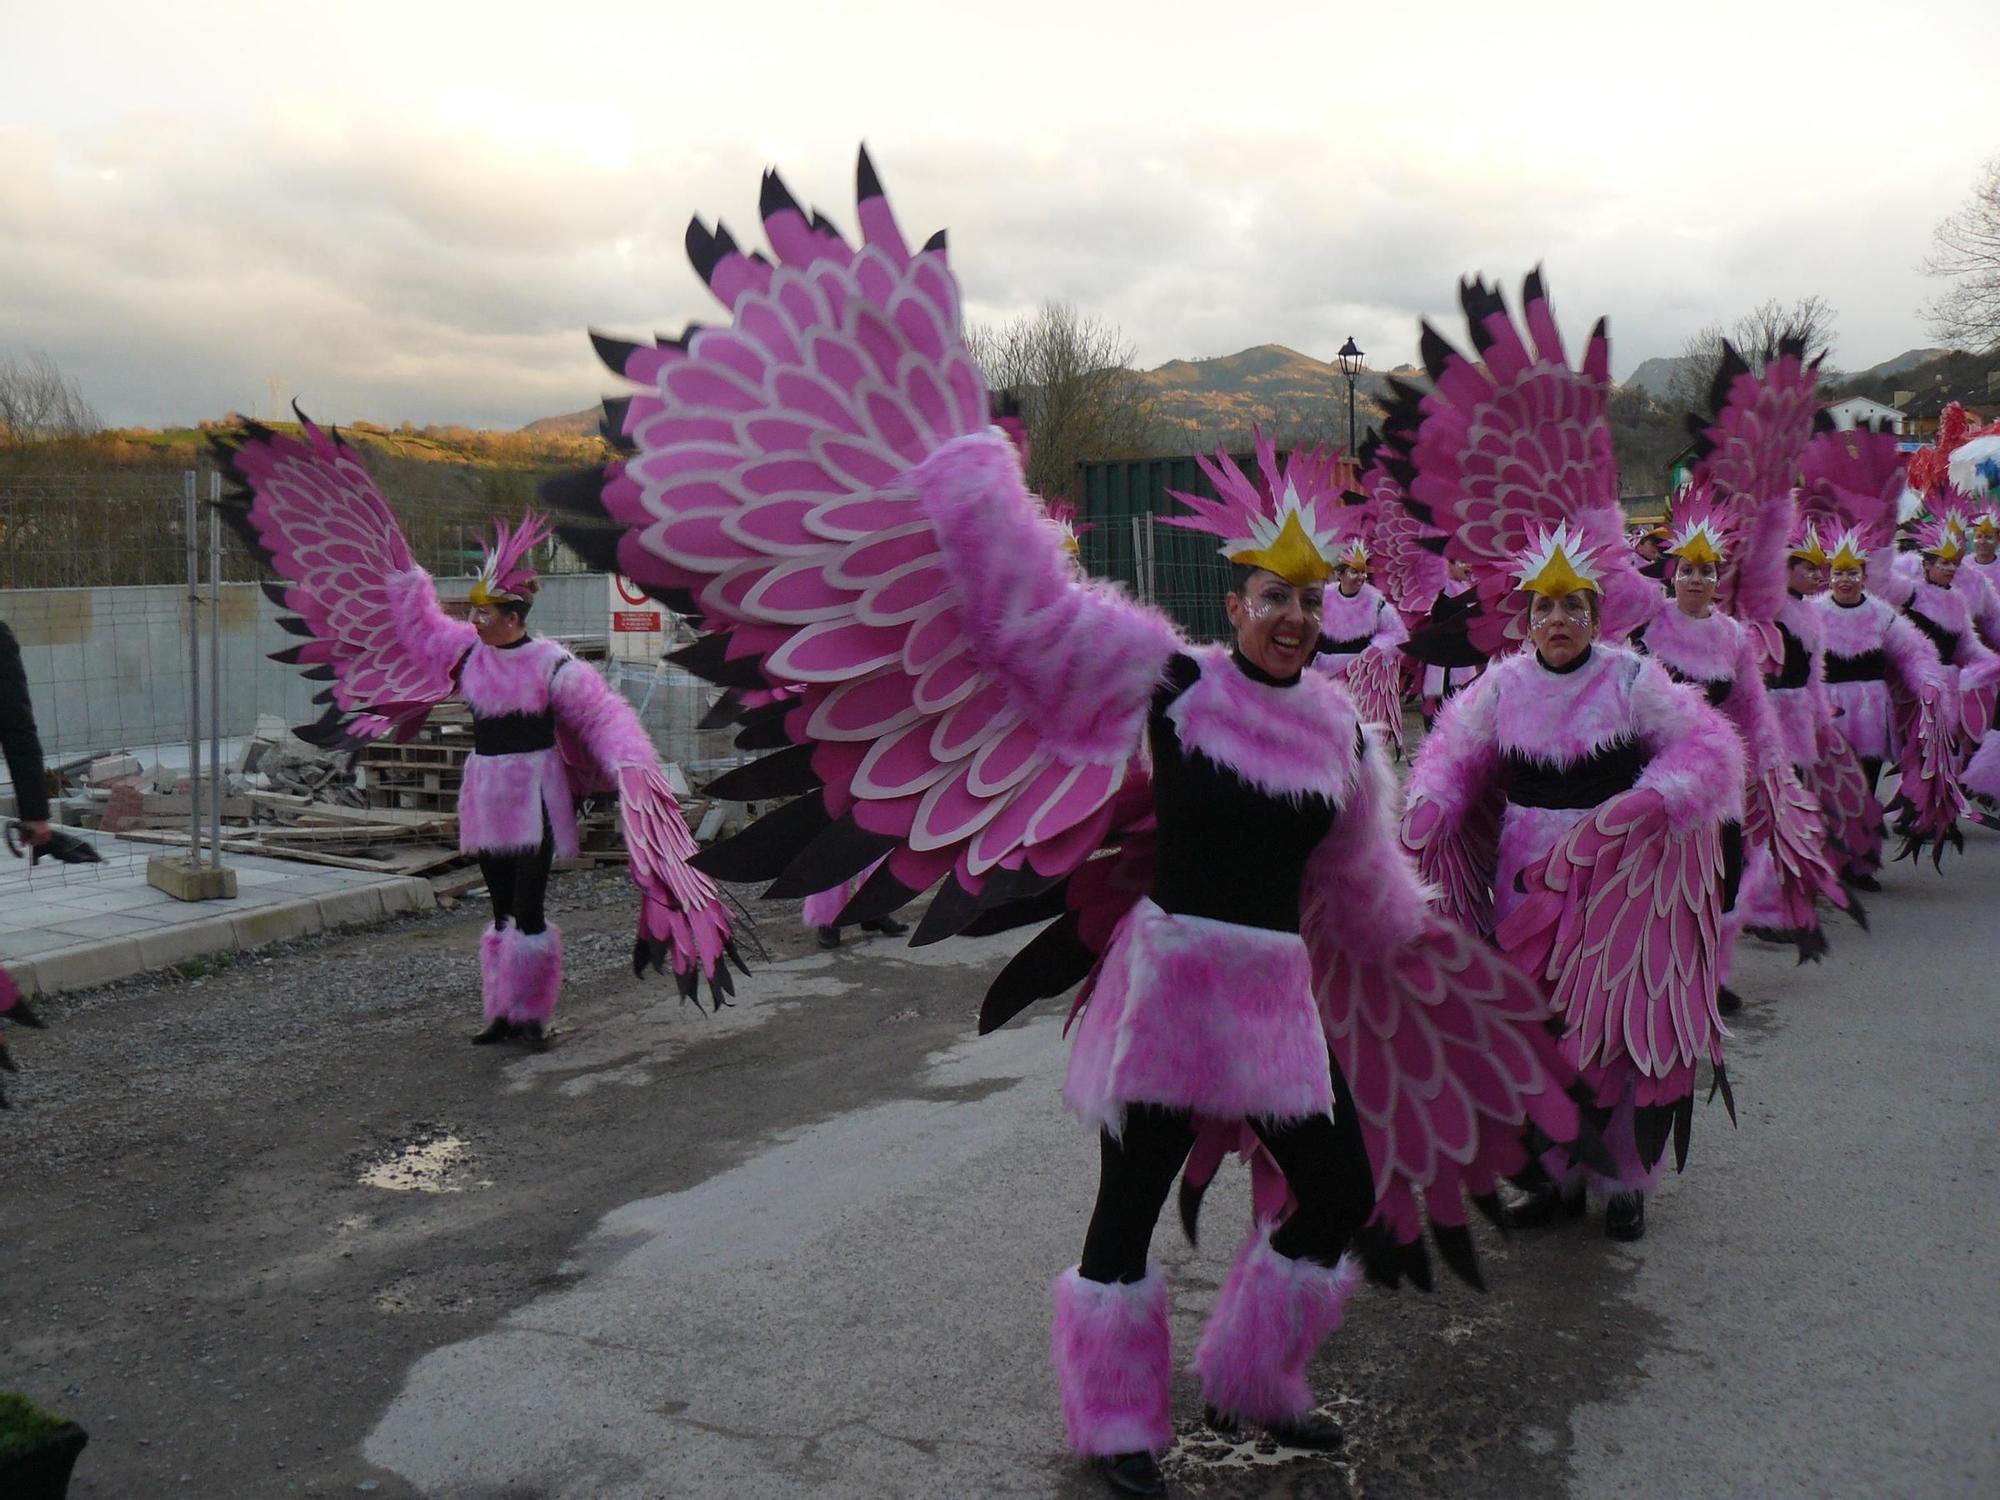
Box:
<box><xmin>1</xmin><ymin>619</ymin><xmax>54</xmax><ymax>1102</ymax></box>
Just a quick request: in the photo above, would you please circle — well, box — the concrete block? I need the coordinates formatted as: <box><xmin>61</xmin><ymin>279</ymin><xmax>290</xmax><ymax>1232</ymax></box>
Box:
<box><xmin>145</xmin><ymin>856</ymin><xmax>239</xmax><ymax>902</ymax></box>
<box><xmin>315</xmin><ymin>885</ymin><xmax>386</xmax><ymax>929</ymax></box>
<box><xmin>382</xmin><ymin>877</ymin><xmax>438</xmax><ymax>916</ymax></box>
<box><xmin>231</xmin><ymin>901</ymin><xmax>323</xmax><ymax>951</ymax></box>
<box><xmin>136</xmin><ymin>916</ymin><xmax>240</xmax><ymax>971</ymax></box>
<box><xmin>31</xmin><ymin>937</ymin><xmax>144</xmax><ymax>995</ymax></box>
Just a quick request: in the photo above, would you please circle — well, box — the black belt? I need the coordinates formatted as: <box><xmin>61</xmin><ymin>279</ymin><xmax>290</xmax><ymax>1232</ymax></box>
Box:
<box><xmin>473</xmin><ymin>711</ymin><xmax>557</xmax><ymax>754</ymax></box>
<box><xmin>1317</xmin><ymin>633</ymin><xmax>1373</xmax><ymax>656</ymax></box>
<box><xmin>1824</xmin><ymin>649</ymin><xmax>1888</xmax><ymax>684</ymax></box>
<box><xmin>1503</xmin><ymin>739</ymin><xmax>1645</xmax><ymax>810</ymax></box>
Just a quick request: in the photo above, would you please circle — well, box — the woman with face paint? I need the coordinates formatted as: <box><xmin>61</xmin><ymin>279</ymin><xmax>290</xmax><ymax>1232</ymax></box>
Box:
<box><xmin>1812</xmin><ymin>530</ymin><xmax>1948</xmax><ymax>873</ymax></box>
<box><xmin>1395</xmin><ymin>278</ymin><xmax>1745</xmax><ymax>1246</ymax></box>
<box><xmin>1310</xmin><ymin>538</ymin><xmax>1410</xmax><ymax>750</ymax></box>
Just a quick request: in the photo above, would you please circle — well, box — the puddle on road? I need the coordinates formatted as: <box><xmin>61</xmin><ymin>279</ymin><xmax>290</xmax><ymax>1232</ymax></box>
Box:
<box><xmin>358</xmin><ymin>1131</ymin><xmax>473</xmax><ymax>1193</ymax></box>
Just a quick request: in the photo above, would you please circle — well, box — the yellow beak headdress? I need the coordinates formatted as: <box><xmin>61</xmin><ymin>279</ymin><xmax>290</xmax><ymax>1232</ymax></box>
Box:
<box><xmin>1788</xmin><ymin>522</ymin><xmax>1828</xmax><ymax>568</ymax></box>
<box><xmin>467</xmin><ymin>511</ymin><xmax>554</xmax><ymax>606</ymax></box>
<box><xmin>1165</xmin><ymin>430</ymin><xmax>1355</xmax><ymax>588</ymax></box>
<box><xmin>1513</xmin><ymin>521</ymin><xmax>1604</xmax><ymax>598</ymax></box>
<box><xmin>1827</xmin><ymin>529</ymin><xmax>1869</xmax><ymax>571</ymax></box>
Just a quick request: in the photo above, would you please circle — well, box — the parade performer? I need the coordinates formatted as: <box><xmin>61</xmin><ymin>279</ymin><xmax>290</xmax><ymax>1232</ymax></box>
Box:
<box><xmin>546</xmin><ymin>151</ymin><xmax>1588</xmax><ymax>1497</ymax></box>
<box><xmin>801</xmin><ymin>858</ymin><xmax>906</xmax><ymax>948</ymax></box>
<box><xmin>1414</xmin><ymin>560</ymin><xmax>1483</xmax><ymax>725</ymax></box>
<box><xmin>1395</xmin><ymin>275</ymin><xmax>1743</xmax><ymax>1243</ymax></box>
<box><xmin>1796</xmin><ymin>423</ymin><xmax>1952</xmax><ymax>881</ymax></box>
<box><xmin>1</xmin><ymin>618</ymin><xmax>53</xmax><ymax>1104</ymax></box>
<box><xmin>215</xmin><ymin>423</ymin><xmax>739</xmax><ymax>1044</ymax></box>
<box><xmin>1359</xmin><ymin>436</ymin><xmax>1481</xmax><ymax>726</ymax></box>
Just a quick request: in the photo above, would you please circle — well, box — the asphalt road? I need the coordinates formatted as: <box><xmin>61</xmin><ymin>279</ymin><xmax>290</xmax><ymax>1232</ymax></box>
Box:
<box><xmin>5</xmin><ymin>837</ymin><xmax>1997</xmax><ymax>1499</ymax></box>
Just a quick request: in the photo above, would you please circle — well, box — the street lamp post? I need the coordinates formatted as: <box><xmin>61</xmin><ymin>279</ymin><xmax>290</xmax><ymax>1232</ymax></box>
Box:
<box><xmin>1336</xmin><ymin>337</ymin><xmax>1364</xmax><ymax>453</ymax></box>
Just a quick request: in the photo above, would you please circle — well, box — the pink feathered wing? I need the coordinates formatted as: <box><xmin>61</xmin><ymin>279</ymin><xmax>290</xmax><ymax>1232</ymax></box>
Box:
<box><xmin>212</xmin><ymin>414</ymin><xmax>473</xmax><ymax>748</ymax></box>
<box><xmin>549</xmin><ymin>150</ymin><xmax>1181</xmax><ymax>934</ymax></box>
<box><xmin>1344</xmin><ymin>644</ymin><xmax>1406</xmax><ymax>757</ymax></box>
<box><xmin>547</xmin><ymin>659</ymin><xmax>737</xmax><ymax>1002</ymax></box>
<box><xmin>1740</xmin><ymin>765</ymin><xmax>1856</xmax><ymax>960</ymax></box>
<box><xmin>1803</xmin><ymin>732</ymin><xmax>1886</xmax><ymax>879</ymax></box>
<box><xmin>1493</xmin><ymin>789</ymin><xmax>1728</xmax><ymax>1115</ymax></box>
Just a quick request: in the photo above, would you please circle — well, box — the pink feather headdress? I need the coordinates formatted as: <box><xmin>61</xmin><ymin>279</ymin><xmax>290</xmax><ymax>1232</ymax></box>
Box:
<box><xmin>1663</xmin><ymin>485</ymin><xmax>1730</xmax><ymax>566</ymax></box>
<box><xmin>1164</xmin><ymin>430</ymin><xmax>1358</xmax><ymax>587</ymax></box>
<box><xmin>1911</xmin><ymin>506</ymin><xmax>1970</xmax><ymax>561</ymax></box>
<box><xmin>1798</xmin><ymin>422</ymin><xmax>1906</xmax><ymax>555</ymax></box>
<box><xmin>468</xmin><ymin>511</ymin><xmax>554</xmax><ymax>605</ymax></box>
<box><xmin>1043</xmin><ymin>497</ymin><xmax>1092</xmax><ymax>557</ymax></box>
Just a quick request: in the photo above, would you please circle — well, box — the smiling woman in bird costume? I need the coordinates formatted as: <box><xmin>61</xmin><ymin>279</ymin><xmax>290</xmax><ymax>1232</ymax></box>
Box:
<box><xmin>541</xmin><ymin>150</ymin><xmax>1590</xmax><ymax>1498</ymax></box>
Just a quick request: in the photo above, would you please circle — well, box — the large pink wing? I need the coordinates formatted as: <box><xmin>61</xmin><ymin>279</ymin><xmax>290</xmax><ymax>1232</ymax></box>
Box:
<box><xmin>1399</xmin><ymin>789</ymin><xmax>1501</xmax><ymax>937</ymax></box>
<box><xmin>616</xmin><ymin>763</ymin><xmax>740</xmax><ymax>1007</ymax></box>
<box><xmin>1798</xmin><ymin>421</ymin><xmax>1907</xmax><ymax>547</ymax></box>
<box><xmin>1361</xmin><ymin>451</ymin><xmax>1448</xmax><ymax>620</ymax></box>
<box><xmin>1388</xmin><ymin>271</ymin><xmax>1646</xmax><ymax>655</ymax></box>
<box><xmin>1493</xmin><ymin>788</ymin><xmax>1726</xmax><ymax>1111</ymax></box>
<box><xmin>213</xmin><ymin>416</ymin><xmax>471</xmax><ymax>748</ymax></box>
<box><xmin>1801</xmin><ymin>733</ymin><xmax>1885</xmax><ymax>878</ymax></box>
<box><xmin>548</xmin><ymin>150</ymin><xmax>1178</xmax><ymax>936</ymax></box>
<box><xmin>1300</xmin><ymin>747</ymin><xmax>1583</xmax><ymax>1289</ymax></box>
<box><xmin>1741</xmin><ymin>765</ymin><xmax>1854</xmax><ymax>960</ymax></box>
<box><xmin>1345</xmin><ymin>646</ymin><xmax>1406</xmax><ymax>755</ymax></box>
<box><xmin>1887</xmin><ymin>678</ymin><xmax>1967</xmax><ymax>866</ymax></box>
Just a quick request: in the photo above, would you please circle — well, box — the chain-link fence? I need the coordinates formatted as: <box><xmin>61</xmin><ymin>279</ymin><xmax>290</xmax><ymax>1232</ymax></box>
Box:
<box><xmin>0</xmin><ymin>469</ymin><xmax>749</xmax><ymax>888</ymax></box>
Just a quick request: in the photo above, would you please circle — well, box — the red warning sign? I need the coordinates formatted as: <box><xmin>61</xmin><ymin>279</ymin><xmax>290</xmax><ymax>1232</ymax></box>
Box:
<box><xmin>613</xmin><ymin>610</ymin><xmax>662</xmax><ymax>632</ymax></box>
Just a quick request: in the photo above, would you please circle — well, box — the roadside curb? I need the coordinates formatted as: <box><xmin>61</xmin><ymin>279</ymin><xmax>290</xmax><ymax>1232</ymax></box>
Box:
<box><xmin>6</xmin><ymin>876</ymin><xmax>437</xmax><ymax>999</ymax></box>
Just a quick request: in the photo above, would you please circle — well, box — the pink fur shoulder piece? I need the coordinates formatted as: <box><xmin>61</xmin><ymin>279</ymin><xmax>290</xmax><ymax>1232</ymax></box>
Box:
<box><xmin>457</xmin><ymin>636</ymin><xmax>573</xmax><ymax>718</ymax></box>
<box><xmin>1777</xmin><ymin>592</ymin><xmax>1826</xmax><ymax>652</ymax></box>
<box><xmin>1644</xmin><ymin>606</ymin><xmax>1743</xmax><ymax>684</ymax></box>
<box><xmin>1815</xmin><ymin>594</ymin><xmax>1893</xmax><ymax>657</ymax></box>
<box><xmin>1166</xmin><ymin>645</ymin><xmax>1359</xmax><ymax>804</ymax></box>
<box><xmin>1483</xmin><ymin>643</ymin><xmax>1648</xmax><ymax>765</ymax></box>
<box><xmin>1320</xmin><ymin>583</ymin><xmax>1385</xmax><ymax>643</ymax></box>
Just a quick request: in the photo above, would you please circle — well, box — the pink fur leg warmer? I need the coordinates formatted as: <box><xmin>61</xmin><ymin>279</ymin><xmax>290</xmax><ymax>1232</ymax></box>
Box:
<box><xmin>1050</xmin><ymin>1265</ymin><xmax>1174</xmax><ymax>1457</ymax></box>
<box><xmin>479</xmin><ymin>924</ymin><xmax>507</xmax><ymax>1021</ymax></box>
<box><xmin>499</xmin><ymin>925</ymin><xmax>563</xmax><ymax>1024</ymax></box>
<box><xmin>1190</xmin><ymin>1230</ymin><xmax>1361</xmax><ymax>1425</ymax></box>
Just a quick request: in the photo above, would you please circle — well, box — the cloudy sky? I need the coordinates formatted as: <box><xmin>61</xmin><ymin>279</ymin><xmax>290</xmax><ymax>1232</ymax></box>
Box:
<box><xmin>2</xmin><ymin>0</ymin><xmax>1993</xmax><ymax>429</ymax></box>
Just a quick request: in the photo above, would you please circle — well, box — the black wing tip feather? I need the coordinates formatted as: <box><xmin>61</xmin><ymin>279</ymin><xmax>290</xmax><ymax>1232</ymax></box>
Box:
<box><xmin>704</xmin><ymin>742</ymin><xmax>822</xmax><ymax>805</ymax></box>
<box><xmin>921</xmin><ymin>228</ymin><xmax>947</xmax><ymax>254</ymax></box>
<box><xmin>685</xmin><ymin>217</ymin><xmax>725</xmax><ymax>284</ymax></box>
<box><xmin>588</xmin><ymin>328</ymin><xmax>643</xmax><ymax>376</ymax></box>
<box><xmin>542</xmin><ymin>468</ymin><xmax>612</xmax><ymax>521</ymax></box>
<box><xmin>856</xmin><ymin>144</ymin><xmax>885</xmax><ymax>201</ymax></box>
<box><xmin>1418</xmin><ymin>323</ymin><xmax>1459</xmax><ymax>384</ymax></box>
<box><xmin>761</xmin><ymin>813</ymin><xmax>896</xmax><ymax>901</ymax></box>
<box><xmin>598</xmin><ymin>396</ymin><xmax>635</xmax><ymax>454</ymax></box>
<box><xmin>1522</xmin><ymin>264</ymin><xmax>1548</xmax><ymax>308</ymax></box>
<box><xmin>760</xmin><ymin>166</ymin><xmax>803</xmax><ymax>221</ymax></box>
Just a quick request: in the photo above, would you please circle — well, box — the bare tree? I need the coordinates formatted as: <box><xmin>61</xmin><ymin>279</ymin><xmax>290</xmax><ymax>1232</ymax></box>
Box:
<box><xmin>0</xmin><ymin>350</ymin><xmax>102</xmax><ymax>443</ymax></box>
<box><xmin>965</xmin><ymin>302</ymin><xmax>1157</xmax><ymax>501</ymax></box>
<box><xmin>1923</xmin><ymin>156</ymin><xmax>2000</xmax><ymax>352</ymax></box>
<box><xmin>1661</xmin><ymin>296</ymin><xmax>1839</xmax><ymax>418</ymax></box>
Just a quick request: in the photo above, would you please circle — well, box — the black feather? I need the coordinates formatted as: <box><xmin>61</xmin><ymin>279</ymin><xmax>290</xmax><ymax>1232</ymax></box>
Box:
<box><xmin>760</xmin><ymin>168</ymin><xmax>803</xmax><ymax>222</ymax></box>
<box><xmin>763</xmin><ymin>813</ymin><xmax>897</xmax><ymax>899</ymax></box>
<box><xmin>669</xmin><ymin>633</ymin><xmax>767</xmax><ymax>690</ymax></box>
<box><xmin>704</xmin><ymin>743</ymin><xmax>821</xmax><ymax>802</ymax></box>
<box><xmin>598</xmin><ymin>396</ymin><xmax>635</xmax><ymax>454</ymax></box>
<box><xmin>733</xmin><ymin>707</ymin><xmax>796</xmax><ymax>751</ymax></box>
<box><xmin>1430</xmin><ymin>1220</ymin><xmax>1485</xmax><ymax>1291</ymax></box>
<box><xmin>831</xmin><ymin>860</ymin><xmax>920</xmax><ymax>927</ymax></box>
<box><xmin>976</xmin><ymin>916</ymin><xmax>1097</xmax><ymax>1035</ymax></box>
<box><xmin>689</xmin><ymin>794</ymin><xmax>832</xmax><ymax>882</ymax></box>
<box><xmin>541</xmin><ymin>469</ymin><xmax>612</xmax><ymax>521</ymax></box>
<box><xmin>912</xmin><ymin>875</ymin><xmax>984</xmax><ymax>946</ymax></box>
<box><xmin>856</xmin><ymin>144</ymin><xmax>885</xmax><ymax>201</ymax></box>
<box><xmin>588</xmin><ymin>330</ymin><xmax>646</xmax><ymax>378</ymax></box>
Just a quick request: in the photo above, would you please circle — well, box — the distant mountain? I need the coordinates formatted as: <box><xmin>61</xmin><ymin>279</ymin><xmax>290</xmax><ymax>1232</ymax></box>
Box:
<box><xmin>1136</xmin><ymin>344</ymin><xmax>1393</xmax><ymax>447</ymax></box>
<box><xmin>1624</xmin><ymin>356</ymin><xmax>1687</xmax><ymax>399</ymax></box>
<box><xmin>523</xmin><ymin>406</ymin><xmax>600</xmax><ymax>438</ymax></box>
<box><xmin>1856</xmin><ymin>346</ymin><xmax>1951</xmax><ymax>381</ymax></box>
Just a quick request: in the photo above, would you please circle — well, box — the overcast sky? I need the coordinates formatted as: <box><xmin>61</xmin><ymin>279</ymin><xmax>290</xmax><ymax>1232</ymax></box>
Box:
<box><xmin>2</xmin><ymin>0</ymin><xmax>1994</xmax><ymax>430</ymax></box>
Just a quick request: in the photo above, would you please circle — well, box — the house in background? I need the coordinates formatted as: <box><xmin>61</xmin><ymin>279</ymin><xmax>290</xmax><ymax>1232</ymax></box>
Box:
<box><xmin>1820</xmin><ymin>394</ymin><xmax>1908</xmax><ymax>433</ymax></box>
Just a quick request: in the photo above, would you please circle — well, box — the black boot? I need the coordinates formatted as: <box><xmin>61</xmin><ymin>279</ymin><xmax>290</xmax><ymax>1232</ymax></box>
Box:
<box><xmin>816</xmin><ymin>925</ymin><xmax>842</xmax><ymax>950</ymax></box>
<box><xmin>1207</xmin><ymin>1404</ymin><xmax>1342</xmax><ymax>1450</ymax></box>
<box><xmin>860</xmin><ymin>914</ymin><xmax>909</xmax><ymax>937</ymax></box>
<box><xmin>1605</xmin><ymin>1192</ymin><xmax>1646</xmax><ymax>1241</ymax></box>
<box><xmin>1717</xmin><ymin>986</ymin><xmax>1744</xmax><ymax>1015</ymax></box>
<box><xmin>1508</xmin><ymin>1180</ymin><xmax>1587</xmax><ymax>1228</ymax></box>
<box><xmin>471</xmin><ymin>1018</ymin><xmax>515</xmax><ymax>1045</ymax></box>
<box><xmin>1848</xmin><ymin>872</ymin><xmax>1882</xmax><ymax>893</ymax></box>
<box><xmin>0</xmin><ymin>1037</ymin><xmax>14</xmax><ymax>1073</ymax></box>
<box><xmin>515</xmin><ymin>1020</ymin><xmax>551</xmax><ymax>1051</ymax></box>
<box><xmin>6</xmin><ymin>997</ymin><xmax>45</xmax><ymax>1029</ymax></box>
<box><xmin>1096</xmin><ymin>1450</ymin><xmax>1165</xmax><ymax>1497</ymax></box>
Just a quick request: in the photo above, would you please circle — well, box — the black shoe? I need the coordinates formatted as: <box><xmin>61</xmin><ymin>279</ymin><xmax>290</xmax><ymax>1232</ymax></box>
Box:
<box><xmin>1508</xmin><ymin>1182</ymin><xmax>1587</xmax><ymax>1228</ymax></box>
<box><xmin>1207</xmin><ymin>1405</ymin><xmax>1341</xmax><ymax>1450</ymax></box>
<box><xmin>1605</xmin><ymin>1192</ymin><xmax>1646</xmax><ymax>1241</ymax></box>
<box><xmin>0</xmin><ymin>1038</ymin><xmax>14</xmax><ymax>1073</ymax></box>
<box><xmin>1717</xmin><ymin>986</ymin><xmax>1744</xmax><ymax>1015</ymax></box>
<box><xmin>471</xmin><ymin>1018</ymin><xmax>515</xmax><ymax>1045</ymax></box>
<box><xmin>816</xmin><ymin>925</ymin><xmax>842</xmax><ymax>950</ymax></box>
<box><xmin>6</xmin><ymin>996</ymin><xmax>45</xmax><ymax>1029</ymax></box>
<box><xmin>1096</xmin><ymin>1450</ymin><xmax>1165</xmax><ymax>1497</ymax></box>
<box><xmin>860</xmin><ymin>914</ymin><xmax>908</xmax><ymax>937</ymax></box>
<box><xmin>1848</xmin><ymin>873</ymin><xmax>1882</xmax><ymax>893</ymax></box>
<box><xmin>515</xmin><ymin>1021</ymin><xmax>551</xmax><ymax>1051</ymax></box>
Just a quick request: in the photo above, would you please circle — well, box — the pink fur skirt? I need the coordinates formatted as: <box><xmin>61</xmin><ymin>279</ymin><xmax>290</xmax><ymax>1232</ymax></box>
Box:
<box><xmin>1062</xmin><ymin>899</ymin><xmax>1333</xmax><ymax>1135</ymax></box>
<box><xmin>457</xmin><ymin>748</ymin><xmax>581</xmax><ymax>858</ymax></box>
<box><xmin>1825</xmin><ymin>680</ymin><xmax>1893</xmax><ymax>761</ymax></box>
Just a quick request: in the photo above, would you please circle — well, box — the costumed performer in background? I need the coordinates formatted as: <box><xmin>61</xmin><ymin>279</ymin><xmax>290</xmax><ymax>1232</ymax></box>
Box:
<box><xmin>215</xmin><ymin>426</ymin><xmax>740</xmax><ymax>1046</ymax></box>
